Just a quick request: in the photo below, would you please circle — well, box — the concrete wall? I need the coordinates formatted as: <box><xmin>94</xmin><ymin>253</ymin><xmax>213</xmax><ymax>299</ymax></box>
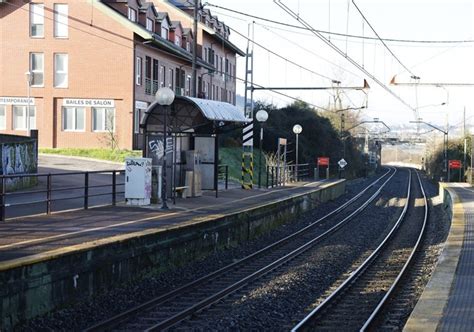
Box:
<box><xmin>0</xmin><ymin>181</ymin><xmax>345</xmax><ymax>329</ymax></box>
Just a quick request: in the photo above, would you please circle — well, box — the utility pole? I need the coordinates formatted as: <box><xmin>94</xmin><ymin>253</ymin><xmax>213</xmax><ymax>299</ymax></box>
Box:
<box><xmin>191</xmin><ymin>0</ymin><xmax>198</xmax><ymax>97</ymax></box>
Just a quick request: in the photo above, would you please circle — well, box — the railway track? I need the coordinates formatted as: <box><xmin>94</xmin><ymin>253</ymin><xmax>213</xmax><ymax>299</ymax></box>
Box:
<box><xmin>85</xmin><ymin>168</ymin><xmax>397</xmax><ymax>331</ymax></box>
<box><xmin>292</xmin><ymin>169</ymin><xmax>428</xmax><ymax>331</ymax></box>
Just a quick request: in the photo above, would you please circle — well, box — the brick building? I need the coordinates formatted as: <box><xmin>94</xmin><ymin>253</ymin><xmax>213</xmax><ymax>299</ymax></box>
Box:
<box><xmin>0</xmin><ymin>0</ymin><xmax>244</xmax><ymax>149</ymax></box>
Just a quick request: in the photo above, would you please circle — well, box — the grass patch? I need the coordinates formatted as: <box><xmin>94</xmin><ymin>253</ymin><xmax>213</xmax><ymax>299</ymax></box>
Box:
<box><xmin>40</xmin><ymin>148</ymin><xmax>142</xmax><ymax>163</ymax></box>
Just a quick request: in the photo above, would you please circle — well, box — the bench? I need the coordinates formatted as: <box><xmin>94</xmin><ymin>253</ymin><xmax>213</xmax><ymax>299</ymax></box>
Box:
<box><xmin>174</xmin><ymin>186</ymin><xmax>189</xmax><ymax>198</ymax></box>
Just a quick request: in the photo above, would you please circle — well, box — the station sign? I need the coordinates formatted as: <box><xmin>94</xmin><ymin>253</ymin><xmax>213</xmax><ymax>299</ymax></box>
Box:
<box><xmin>449</xmin><ymin>160</ymin><xmax>462</xmax><ymax>169</ymax></box>
<box><xmin>318</xmin><ymin>157</ymin><xmax>329</xmax><ymax>166</ymax></box>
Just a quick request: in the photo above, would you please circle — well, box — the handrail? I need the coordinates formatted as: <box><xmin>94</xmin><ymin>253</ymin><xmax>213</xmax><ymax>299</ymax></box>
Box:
<box><xmin>0</xmin><ymin>170</ymin><xmax>124</xmax><ymax>221</ymax></box>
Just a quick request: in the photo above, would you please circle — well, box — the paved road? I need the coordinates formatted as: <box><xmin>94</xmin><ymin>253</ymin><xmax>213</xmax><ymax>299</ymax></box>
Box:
<box><xmin>5</xmin><ymin>155</ymin><xmax>125</xmax><ymax>219</ymax></box>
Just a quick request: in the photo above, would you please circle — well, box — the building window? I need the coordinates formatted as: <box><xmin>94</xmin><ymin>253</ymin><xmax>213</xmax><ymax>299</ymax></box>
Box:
<box><xmin>54</xmin><ymin>53</ymin><xmax>68</xmax><ymax>88</ymax></box>
<box><xmin>30</xmin><ymin>3</ymin><xmax>44</xmax><ymax>38</ymax></box>
<box><xmin>136</xmin><ymin>56</ymin><xmax>142</xmax><ymax>86</ymax></box>
<box><xmin>13</xmin><ymin>106</ymin><xmax>36</xmax><ymax>130</ymax></box>
<box><xmin>186</xmin><ymin>41</ymin><xmax>191</xmax><ymax>52</ymax></box>
<box><xmin>162</xmin><ymin>28</ymin><xmax>169</xmax><ymax>39</ymax></box>
<box><xmin>175</xmin><ymin>36</ymin><xmax>181</xmax><ymax>47</ymax></box>
<box><xmin>146</xmin><ymin>18</ymin><xmax>154</xmax><ymax>32</ymax></box>
<box><xmin>134</xmin><ymin>108</ymin><xmax>145</xmax><ymax>134</ymax></box>
<box><xmin>152</xmin><ymin>59</ymin><xmax>159</xmax><ymax>94</ymax></box>
<box><xmin>54</xmin><ymin>4</ymin><xmax>68</xmax><ymax>38</ymax></box>
<box><xmin>145</xmin><ymin>56</ymin><xmax>152</xmax><ymax>95</ymax></box>
<box><xmin>92</xmin><ymin>107</ymin><xmax>114</xmax><ymax>132</ymax></box>
<box><xmin>0</xmin><ymin>105</ymin><xmax>6</xmax><ymax>130</ymax></box>
<box><xmin>62</xmin><ymin>107</ymin><xmax>84</xmax><ymax>131</ymax></box>
<box><xmin>30</xmin><ymin>53</ymin><xmax>44</xmax><ymax>87</ymax></box>
<box><xmin>160</xmin><ymin>65</ymin><xmax>166</xmax><ymax>88</ymax></box>
<box><xmin>186</xmin><ymin>76</ymin><xmax>191</xmax><ymax>96</ymax></box>
<box><xmin>168</xmin><ymin>68</ymin><xmax>174</xmax><ymax>90</ymax></box>
<box><xmin>128</xmin><ymin>7</ymin><xmax>137</xmax><ymax>22</ymax></box>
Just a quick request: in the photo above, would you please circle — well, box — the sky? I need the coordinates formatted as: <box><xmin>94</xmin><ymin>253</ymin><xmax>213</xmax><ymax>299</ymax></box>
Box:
<box><xmin>207</xmin><ymin>0</ymin><xmax>474</xmax><ymax>136</ymax></box>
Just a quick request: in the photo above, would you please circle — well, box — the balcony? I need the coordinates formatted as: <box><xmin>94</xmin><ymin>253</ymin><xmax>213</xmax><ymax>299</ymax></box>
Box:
<box><xmin>145</xmin><ymin>78</ymin><xmax>159</xmax><ymax>95</ymax></box>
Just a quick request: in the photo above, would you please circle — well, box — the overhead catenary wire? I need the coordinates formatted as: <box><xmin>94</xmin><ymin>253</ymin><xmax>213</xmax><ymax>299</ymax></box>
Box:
<box><xmin>351</xmin><ymin>0</ymin><xmax>416</xmax><ymax>78</ymax></box>
<box><xmin>274</xmin><ymin>0</ymin><xmax>419</xmax><ymax>119</ymax></box>
<box><xmin>204</xmin><ymin>2</ymin><xmax>474</xmax><ymax>44</ymax></box>
<box><xmin>227</xmin><ymin>24</ymin><xmax>339</xmax><ymax>83</ymax></box>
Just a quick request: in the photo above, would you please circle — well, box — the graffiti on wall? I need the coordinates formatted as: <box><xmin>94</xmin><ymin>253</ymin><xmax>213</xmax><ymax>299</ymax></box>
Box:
<box><xmin>0</xmin><ymin>141</ymin><xmax>37</xmax><ymax>189</ymax></box>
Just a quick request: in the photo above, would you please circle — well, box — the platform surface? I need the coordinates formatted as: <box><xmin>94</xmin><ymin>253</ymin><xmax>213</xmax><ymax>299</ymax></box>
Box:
<box><xmin>0</xmin><ymin>180</ymin><xmax>337</xmax><ymax>265</ymax></box>
<box><xmin>438</xmin><ymin>184</ymin><xmax>474</xmax><ymax>331</ymax></box>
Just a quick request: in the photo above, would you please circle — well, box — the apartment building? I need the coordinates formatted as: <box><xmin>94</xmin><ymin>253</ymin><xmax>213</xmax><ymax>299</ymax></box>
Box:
<box><xmin>0</xmin><ymin>0</ymin><xmax>244</xmax><ymax>149</ymax></box>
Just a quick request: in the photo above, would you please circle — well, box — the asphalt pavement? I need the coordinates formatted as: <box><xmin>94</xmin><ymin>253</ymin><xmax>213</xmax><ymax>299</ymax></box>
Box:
<box><xmin>5</xmin><ymin>154</ymin><xmax>125</xmax><ymax>219</ymax></box>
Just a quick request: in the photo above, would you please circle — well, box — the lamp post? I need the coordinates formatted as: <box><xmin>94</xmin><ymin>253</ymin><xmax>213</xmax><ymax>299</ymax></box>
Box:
<box><xmin>25</xmin><ymin>71</ymin><xmax>33</xmax><ymax>134</ymax></box>
<box><xmin>156</xmin><ymin>87</ymin><xmax>175</xmax><ymax>209</ymax></box>
<box><xmin>410</xmin><ymin>119</ymin><xmax>448</xmax><ymax>181</ymax></box>
<box><xmin>292</xmin><ymin>124</ymin><xmax>302</xmax><ymax>181</ymax></box>
<box><xmin>256</xmin><ymin>109</ymin><xmax>268</xmax><ymax>188</ymax></box>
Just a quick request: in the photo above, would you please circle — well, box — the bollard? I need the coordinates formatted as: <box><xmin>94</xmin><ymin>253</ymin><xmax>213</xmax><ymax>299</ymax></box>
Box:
<box><xmin>84</xmin><ymin>172</ymin><xmax>89</xmax><ymax>210</ymax></box>
<box><xmin>112</xmin><ymin>171</ymin><xmax>117</xmax><ymax>206</ymax></box>
<box><xmin>47</xmin><ymin>174</ymin><xmax>52</xmax><ymax>214</ymax></box>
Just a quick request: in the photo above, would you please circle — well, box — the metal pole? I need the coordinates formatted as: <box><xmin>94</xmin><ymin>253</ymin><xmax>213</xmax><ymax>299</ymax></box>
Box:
<box><xmin>295</xmin><ymin>133</ymin><xmax>299</xmax><ymax>181</ymax></box>
<box><xmin>214</xmin><ymin>129</ymin><xmax>218</xmax><ymax>198</ymax></box>
<box><xmin>191</xmin><ymin>0</ymin><xmax>198</xmax><ymax>97</ymax></box>
<box><xmin>27</xmin><ymin>74</ymin><xmax>31</xmax><ymax>135</ymax></box>
<box><xmin>258</xmin><ymin>127</ymin><xmax>263</xmax><ymax>188</ymax></box>
<box><xmin>0</xmin><ymin>177</ymin><xmax>5</xmax><ymax>222</ymax></box>
<box><xmin>276</xmin><ymin>140</ymin><xmax>281</xmax><ymax>186</ymax></box>
<box><xmin>47</xmin><ymin>173</ymin><xmax>52</xmax><ymax>214</ymax></box>
<box><xmin>112</xmin><ymin>171</ymin><xmax>116</xmax><ymax>206</ymax></box>
<box><xmin>161</xmin><ymin>105</ymin><xmax>169</xmax><ymax>209</ymax></box>
<box><xmin>84</xmin><ymin>172</ymin><xmax>89</xmax><ymax>210</ymax></box>
<box><xmin>283</xmin><ymin>143</ymin><xmax>287</xmax><ymax>185</ymax></box>
<box><xmin>445</xmin><ymin>132</ymin><xmax>449</xmax><ymax>181</ymax></box>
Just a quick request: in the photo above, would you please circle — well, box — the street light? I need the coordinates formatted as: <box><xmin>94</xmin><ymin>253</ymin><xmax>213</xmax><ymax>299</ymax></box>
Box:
<box><xmin>256</xmin><ymin>109</ymin><xmax>268</xmax><ymax>188</ymax></box>
<box><xmin>25</xmin><ymin>71</ymin><xmax>33</xmax><ymax>134</ymax></box>
<box><xmin>293</xmin><ymin>124</ymin><xmax>302</xmax><ymax>181</ymax></box>
<box><xmin>410</xmin><ymin>119</ymin><xmax>448</xmax><ymax>181</ymax></box>
<box><xmin>156</xmin><ymin>87</ymin><xmax>175</xmax><ymax>209</ymax></box>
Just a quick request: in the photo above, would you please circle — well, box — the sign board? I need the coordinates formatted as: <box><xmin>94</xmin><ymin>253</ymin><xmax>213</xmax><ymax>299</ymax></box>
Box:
<box><xmin>0</xmin><ymin>97</ymin><xmax>35</xmax><ymax>105</ymax></box>
<box><xmin>318</xmin><ymin>157</ymin><xmax>329</xmax><ymax>166</ymax></box>
<box><xmin>63</xmin><ymin>98</ymin><xmax>115</xmax><ymax>107</ymax></box>
<box><xmin>449</xmin><ymin>160</ymin><xmax>462</xmax><ymax>169</ymax></box>
<box><xmin>338</xmin><ymin>158</ymin><xmax>348</xmax><ymax>169</ymax></box>
<box><xmin>279</xmin><ymin>138</ymin><xmax>287</xmax><ymax>145</ymax></box>
<box><xmin>135</xmin><ymin>100</ymin><xmax>148</xmax><ymax>109</ymax></box>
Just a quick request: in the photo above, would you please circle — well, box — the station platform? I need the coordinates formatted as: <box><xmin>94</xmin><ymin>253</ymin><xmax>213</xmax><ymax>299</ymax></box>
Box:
<box><xmin>0</xmin><ymin>178</ymin><xmax>345</xmax><ymax>329</ymax></box>
<box><xmin>405</xmin><ymin>183</ymin><xmax>474</xmax><ymax>332</ymax></box>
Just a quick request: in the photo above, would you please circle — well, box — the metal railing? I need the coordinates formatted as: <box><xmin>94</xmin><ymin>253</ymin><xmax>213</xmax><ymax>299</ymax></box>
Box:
<box><xmin>218</xmin><ymin>165</ymin><xmax>229</xmax><ymax>189</ymax></box>
<box><xmin>266</xmin><ymin>163</ymin><xmax>311</xmax><ymax>188</ymax></box>
<box><xmin>0</xmin><ymin>170</ymin><xmax>125</xmax><ymax>221</ymax></box>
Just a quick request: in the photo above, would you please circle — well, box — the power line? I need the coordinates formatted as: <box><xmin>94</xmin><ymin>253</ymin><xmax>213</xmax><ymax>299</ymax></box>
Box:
<box><xmin>351</xmin><ymin>0</ymin><xmax>416</xmax><ymax>77</ymax></box>
<box><xmin>227</xmin><ymin>24</ymin><xmax>340</xmax><ymax>82</ymax></box>
<box><xmin>274</xmin><ymin>0</ymin><xmax>418</xmax><ymax>119</ymax></box>
<box><xmin>205</xmin><ymin>2</ymin><xmax>474</xmax><ymax>44</ymax></box>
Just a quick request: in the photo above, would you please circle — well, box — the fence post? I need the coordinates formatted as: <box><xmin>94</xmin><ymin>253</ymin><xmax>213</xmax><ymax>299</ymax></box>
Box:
<box><xmin>0</xmin><ymin>177</ymin><xmax>5</xmax><ymax>222</ymax></box>
<box><xmin>225</xmin><ymin>166</ymin><xmax>228</xmax><ymax>190</ymax></box>
<box><xmin>84</xmin><ymin>172</ymin><xmax>89</xmax><ymax>210</ymax></box>
<box><xmin>47</xmin><ymin>174</ymin><xmax>52</xmax><ymax>214</ymax></box>
<box><xmin>271</xmin><ymin>166</ymin><xmax>275</xmax><ymax>188</ymax></box>
<box><xmin>266</xmin><ymin>166</ymin><xmax>269</xmax><ymax>189</ymax></box>
<box><xmin>112</xmin><ymin>171</ymin><xmax>117</xmax><ymax>206</ymax></box>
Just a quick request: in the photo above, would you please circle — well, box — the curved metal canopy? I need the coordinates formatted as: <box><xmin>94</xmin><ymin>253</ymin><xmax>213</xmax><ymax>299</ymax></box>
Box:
<box><xmin>141</xmin><ymin>96</ymin><xmax>250</xmax><ymax>133</ymax></box>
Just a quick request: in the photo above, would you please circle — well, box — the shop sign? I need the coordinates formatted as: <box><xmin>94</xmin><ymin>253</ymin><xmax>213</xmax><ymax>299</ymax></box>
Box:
<box><xmin>63</xmin><ymin>98</ymin><xmax>115</xmax><ymax>107</ymax></box>
<box><xmin>0</xmin><ymin>97</ymin><xmax>35</xmax><ymax>105</ymax></box>
<box><xmin>135</xmin><ymin>101</ymin><xmax>148</xmax><ymax>109</ymax></box>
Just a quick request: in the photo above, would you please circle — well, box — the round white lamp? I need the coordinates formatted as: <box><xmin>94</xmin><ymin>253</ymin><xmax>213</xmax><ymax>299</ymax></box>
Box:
<box><xmin>155</xmin><ymin>87</ymin><xmax>175</xmax><ymax>106</ymax></box>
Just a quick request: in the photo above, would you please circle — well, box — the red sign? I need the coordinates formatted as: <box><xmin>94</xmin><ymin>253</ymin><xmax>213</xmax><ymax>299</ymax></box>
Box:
<box><xmin>318</xmin><ymin>157</ymin><xmax>330</xmax><ymax>166</ymax></box>
<box><xmin>449</xmin><ymin>160</ymin><xmax>462</xmax><ymax>169</ymax></box>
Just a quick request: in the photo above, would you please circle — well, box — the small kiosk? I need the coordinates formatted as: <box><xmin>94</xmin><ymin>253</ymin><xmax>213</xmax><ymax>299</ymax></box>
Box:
<box><xmin>140</xmin><ymin>93</ymin><xmax>249</xmax><ymax>203</ymax></box>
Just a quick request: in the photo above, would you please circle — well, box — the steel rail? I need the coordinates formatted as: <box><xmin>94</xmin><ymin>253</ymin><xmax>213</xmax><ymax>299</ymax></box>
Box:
<box><xmin>291</xmin><ymin>169</ymin><xmax>421</xmax><ymax>331</ymax></box>
<box><xmin>85</xmin><ymin>168</ymin><xmax>395</xmax><ymax>331</ymax></box>
<box><xmin>145</xmin><ymin>169</ymin><xmax>398</xmax><ymax>331</ymax></box>
<box><xmin>361</xmin><ymin>170</ymin><xmax>428</xmax><ymax>331</ymax></box>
